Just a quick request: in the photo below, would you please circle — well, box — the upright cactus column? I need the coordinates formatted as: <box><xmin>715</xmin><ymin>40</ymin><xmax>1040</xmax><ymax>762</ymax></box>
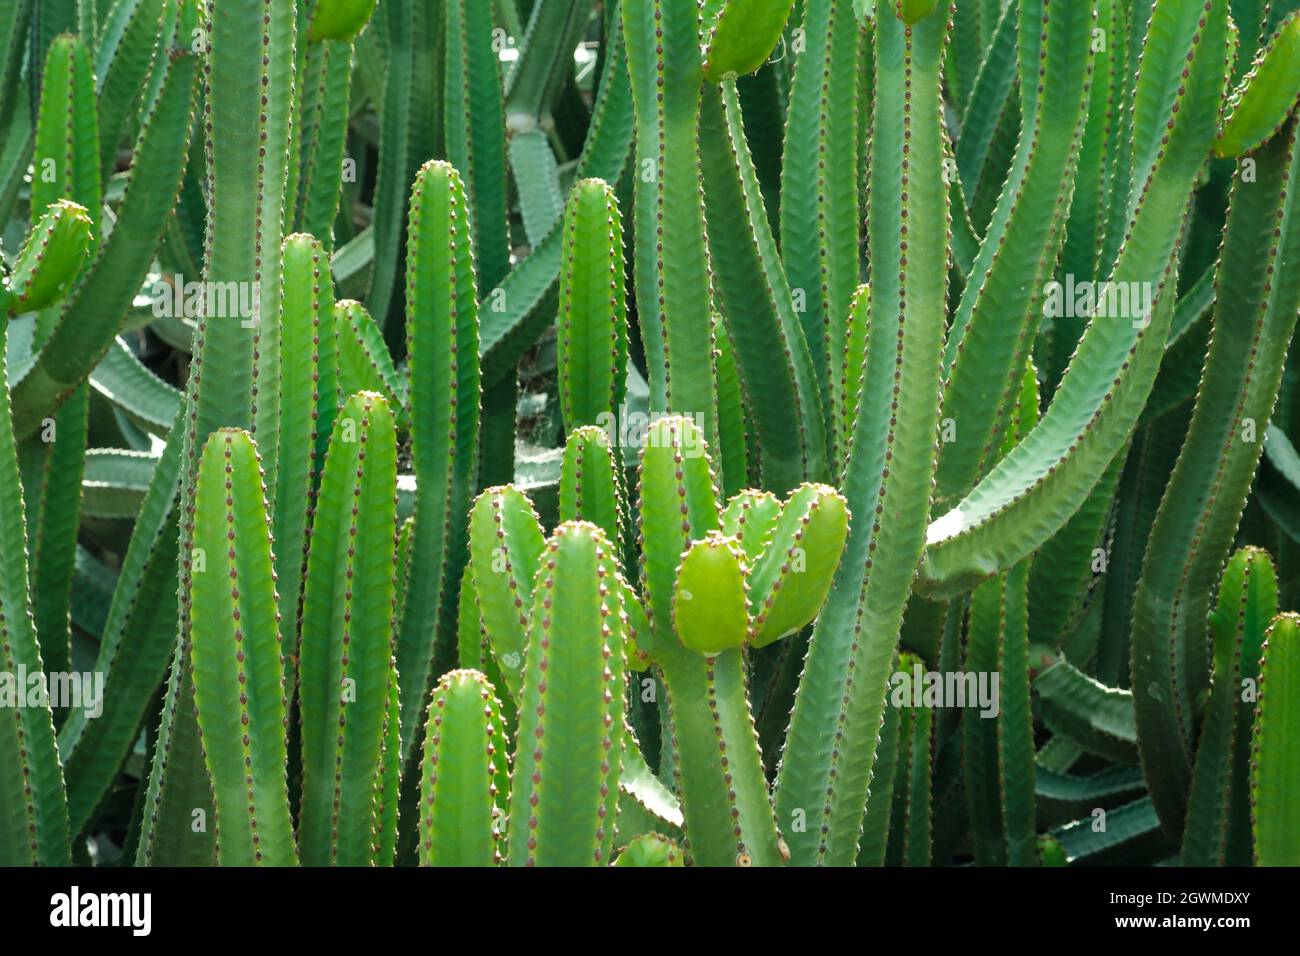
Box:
<box><xmin>298</xmin><ymin>392</ymin><xmax>398</xmax><ymax>866</ymax></box>
<box><xmin>188</xmin><ymin>429</ymin><xmax>297</xmax><ymax>866</ymax></box>
<box><xmin>623</xmin><ymin>0</ymin><xmax>720</xmax><ymax>461</ymax></box>
<box><xmin>138</xmin><ymin>0</ymin><xmax>296</xmax><ymax>865</ymax></box>
<box><xmin>775</xmin><ymin>1</ymin><xmax>952</xmax><ymax>867</ymax></box>
<box><xmin>396</xmin><ymin>160</ymin><xmax>482</xmax><ymax>760</ymax></box>
<box><xmin>1251</xmin><ymin>613</ymin><xmax>1300</xmax><ymax>866</ymax></box>
<box><xmin>1133</xmin><ymin>111</ymin><xmax>1300</xmax><ymax>839</ymax></box>
<box><xmin>0</xmin><ymin>199</ymin><xmax>90</xmax><ymax>867</ymax></box>
<box><xmin>506</xmin><ymin>521</ymin><xmax>626</xmax><ymax>866</ymax></box>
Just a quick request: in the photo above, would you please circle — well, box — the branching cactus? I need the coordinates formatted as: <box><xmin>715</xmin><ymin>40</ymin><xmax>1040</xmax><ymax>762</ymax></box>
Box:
<box><xmin>5</xmin><ymin>0</ymin><xmax>1300</xmax><ymax>875</ymax></box>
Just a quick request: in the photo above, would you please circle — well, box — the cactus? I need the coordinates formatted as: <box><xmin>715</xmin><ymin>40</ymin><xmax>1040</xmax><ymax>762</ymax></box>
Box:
<box><xmin>5</xmin><ymin>0</ymin><xmax>1300</xmax><ymax>875</ymax></box>
<box><xmin>1132</xmin><ymin>112</ymin><xmax>1300</xmax><ymax>839</ymax></box>
<box><xmin>396</xmin><ymin>160</ymin><xmax>482</xmax><ymax>760</ymax></box>
<box><xmin>1250</xmin><ymin>612</ymin><xmax>1300</xmax><ymax>865</ymax></box>
<box><xmin>1182</xmin><ymin>548</ymin><xmax>1276</xmax><ymax>866</ymax></box>
<box><xmin>188</xmin><ymin>429</ymin><xmax>297</xmax><ymax>866</ymax></box>
<box><xmin>297</xmin><ymin>392</ymin><xmax>397</xmax><ymax>865</ymax></box>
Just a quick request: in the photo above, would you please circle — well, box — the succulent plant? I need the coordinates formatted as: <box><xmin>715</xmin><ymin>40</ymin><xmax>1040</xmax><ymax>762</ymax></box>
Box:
<box><xmin>2</xmin><ymin>0</ymin><xmax>1300</xmax><ymax>872</ymax></box>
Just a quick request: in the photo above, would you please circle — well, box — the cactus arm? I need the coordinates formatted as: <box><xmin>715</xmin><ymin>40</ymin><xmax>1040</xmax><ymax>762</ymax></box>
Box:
<box><xmin>135</xmin><ymin>653</ymin><xmax>216</xmax><ymax>864</ymax></box>
<box><xmin>835</xmin><ymin>284</ymin><xmax>870</xmax><ymax>480</ymax></box>
<box><xmin>30</xmin><ymin>34</ymin><xmax>100</xmax><ymax>252</ymax></box>
<box><xmin>773</xmin><ymin>3</ymin><xmax>951</xmax><ymax>867</ymax></box>
<box><xmin>294</xmin><ymin>37</ymin><xmax>353</xmax><ymax>248</ymax></box>
<box><xmin>1214</xmin><ymin>11</ymin><xmax>1300</xmax><ymax>158</ymax></box>
<box><xmin>933</xmin><ymin>0</ymin><xmax>1096</xmax><ymax>510</ymax></box>
<box><xmin>635</xmin><ymin>416</ymin><xmax>781</xmax><ymax>865</ymax></box>
<box><xmin>418</xmin><ymin>669</ymin><xmax>508</xmax><ymax>866</ymax></box>
<box><xmin>94</xmin><ymin>0</ymin><xmax>166</xmax><ymax>179</ymax></box>
<box><xmin>504</xmin><ymin>0</ymin><xmax>596</xmax><ymax>126</ymax></box>
<box><xmin>558</xmin><ymin>425</ymin><xmax>625</xmax><ymax>549</ymax></box>
<box><xmin>746</xmin><ymin>483</ymin><xmax>849</xmax><ymax>648</ymax></box>
<box><xmin>720</xmin><ymin>489</ymin><xmax>781</xmax><ymax>562</ymax></box>
<box><xmin>700</xmin><ymin>77</ymin><xmax>827</xmax><ymax>492</ymax></box>
<box><xmin>556</xmin><ymin>178</ymin><xmax>628</xmax><ymax>433</ymax></box>
<box><xmin>1251</xmin><ymin>612</ymin><xmax>1300</xmax><ymax>865</ymax></box>
<box><xmin>89</xmin><ymin>340</ymin><xmax>184</xmax><ymax>437</ymax></box>
<box><xmin>637</xmin><ymin>416</ymin><xmax>720</xmax><ymax>631</ymax></box>
<box><xmin>506</xmin><ymin>522</ymin><xmax>625</xmax><ymax>866</ymax></box>
<box><xmin>11</xmin><ymin>9</ymin><xmax>198</xmax><ymax>437</ymax></box>
<box><xmin>367</xmin><ymin>0</ymin><xmax>437</xmax><ymax>332</ymax></box>
<box><xmin>59</xmin><ymin>509</ymin><xmax>180</xmax><ymax>837</ymax></box>
<box><xmin>778</xmin><ymin>0</ymin><xmax>862</xmax><ymax>462</ymax></box>
<box><xmin>672</xmin><ymin>533</ymin><xmax>749</xmax><ymax>656</ymax></box>
<box><xmin>701</xmin><ymin>0</ymin><xmax>794</xmax><ymax>81</ymax></box>
<box><xmin>963</xmin><ymin>573</ymin><xmax>1009</xmax><ymax>866</ymax></box>
<box><xmin>623</xmin><ymin>0</ymin><xmax>719</xmax><ymax>447</ymax></box>
<box><xmin>188</xmin><ymin>429</ymin><xmax>296</xmax><ymax>866</ymax></box>
<box><xmin>654</xmin><ymin>641</ymin><xmax>785</xmax><ymax>866</ymax></box>
<box><xmin>510</xmin><ymin>129</ymin><xmax>564</xmax><ymax>246</ymax></box>
<box><xmin>921</xmin><ymin>0</ymin><xmax>1232</xmax><ymax>597</ymax></box>
<box><xmin>17</xmin><ymin>28</ymin><xmax>100</xmax><ymax>712</ymax></box>
<box><xmin>713</xmin><ymin>320</ymin><xmax>752</xmax><ymax>497</ymax></box>
<box><xmin>1053</xmin><ymin>0</ymin><xmax>1125</xmax><ymax>384</ymax></box>
<box><xmin>267</xmin><ymin>234</ymin><xmax>335</xmax><ymax>687</ymax></box>
<box><xmin>298</xmin><ymin>393</ymin><xmax>398</xmax><ymax>865</ymax></box>
<box><xmin>997</xmin><ymin>558</ymin><xmax>1037</xmax><ymax>866</ymax></box>
<box><xmin>612</xmin><ymin>832</ymin><xmax>683</xmax><ymax>866</ymax></box>
<box><xmin>468</xmin><ymin>485</ymin><xmax>546</xmax><ymax>701</ymax></box>
<box><xmin>954</xmin><ymin>0</ymin><xmax>1016</xmax><ymax>214</ymax></box>
<box><xmin>444</xmin><ymin>0</ymin><xmax>510</xmax><ymax>292</ymax></box>
<box><xmin>1132</xmin><ymin>115</ymin><xmax>1300</xmax><ymax>839</ymax></box>
<box><xmin>0</xmin><ymin>315</ymin><xmax>70</xmax><ymax>866</ymax></box>
<box><xmin>139</xmin><ymin>0</ymin><xmax>296</xmax><ymax>866</ymax></box>
<box><xmin>1026</xmin><ymin>449</ymin><xmax>1123</xmax><ymax>651</ymax></box>
<box><xmin>884</xmin><ymin>656</ymin><xmax>934</xmax><ymax>866</ymax></box>
<box><xmin>477</xmin><ymin>1</ymin><xmax>634</xmax><ymax>386</ymax></box>
<box><xmin>616</xmin><ymin>721</ymin><xmax>683</xmax><ymax>831</ymax></box>
<box><xmin>22</xmin><ymin>384</ymin><xmax>86</xmax><ymax>682</ymax></box>
<box><xmin>1182</xmin><ymin>547</ymin><xmax>1276</xmax><ymax>865</ymax></box>
<box><xmin>334</xmin><ymin>300</ymin><xmax>407</xmax><ymax>431</ymax></box>
<box><xmin>0</xmin><ymin>0</ymin><xmax>30</xmax><ymax>128</ymax></box>
<box><xmin>5</xmin><ymin>203</ymin><xmax>92</xmax><ymax>319</ymax></box>
<box><xmin>396</xmin><ymin>160</ymin><xmax>482</xmax><ymax>759</ymax></box>
<box><xmin>1035</xmin><ymin>661</ymin><xmax>1139</xmax><ymax>764</ymax></box>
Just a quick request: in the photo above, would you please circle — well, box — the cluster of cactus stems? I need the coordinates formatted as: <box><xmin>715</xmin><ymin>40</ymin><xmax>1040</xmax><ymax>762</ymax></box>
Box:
<box><xmin>2</xmin><ymin>0</ymin><xmax>1300</xmax><ymax>869</ymax></box>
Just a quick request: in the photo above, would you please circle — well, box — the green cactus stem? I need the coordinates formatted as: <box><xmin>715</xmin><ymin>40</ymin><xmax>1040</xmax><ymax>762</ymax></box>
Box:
<box><xmin>188</xmin><ymin>429</ymin><xmax>296</xmax><ymax>866</ymax></box>
<box><xmin>298</xmin><ymin>392</ymin><xmax>398</xmax><ymax>866</ymax></box>
<box><xmin>418</xmin><ymin>669</ymin><xmax>509</xmax><ymax>866</ymax></box>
